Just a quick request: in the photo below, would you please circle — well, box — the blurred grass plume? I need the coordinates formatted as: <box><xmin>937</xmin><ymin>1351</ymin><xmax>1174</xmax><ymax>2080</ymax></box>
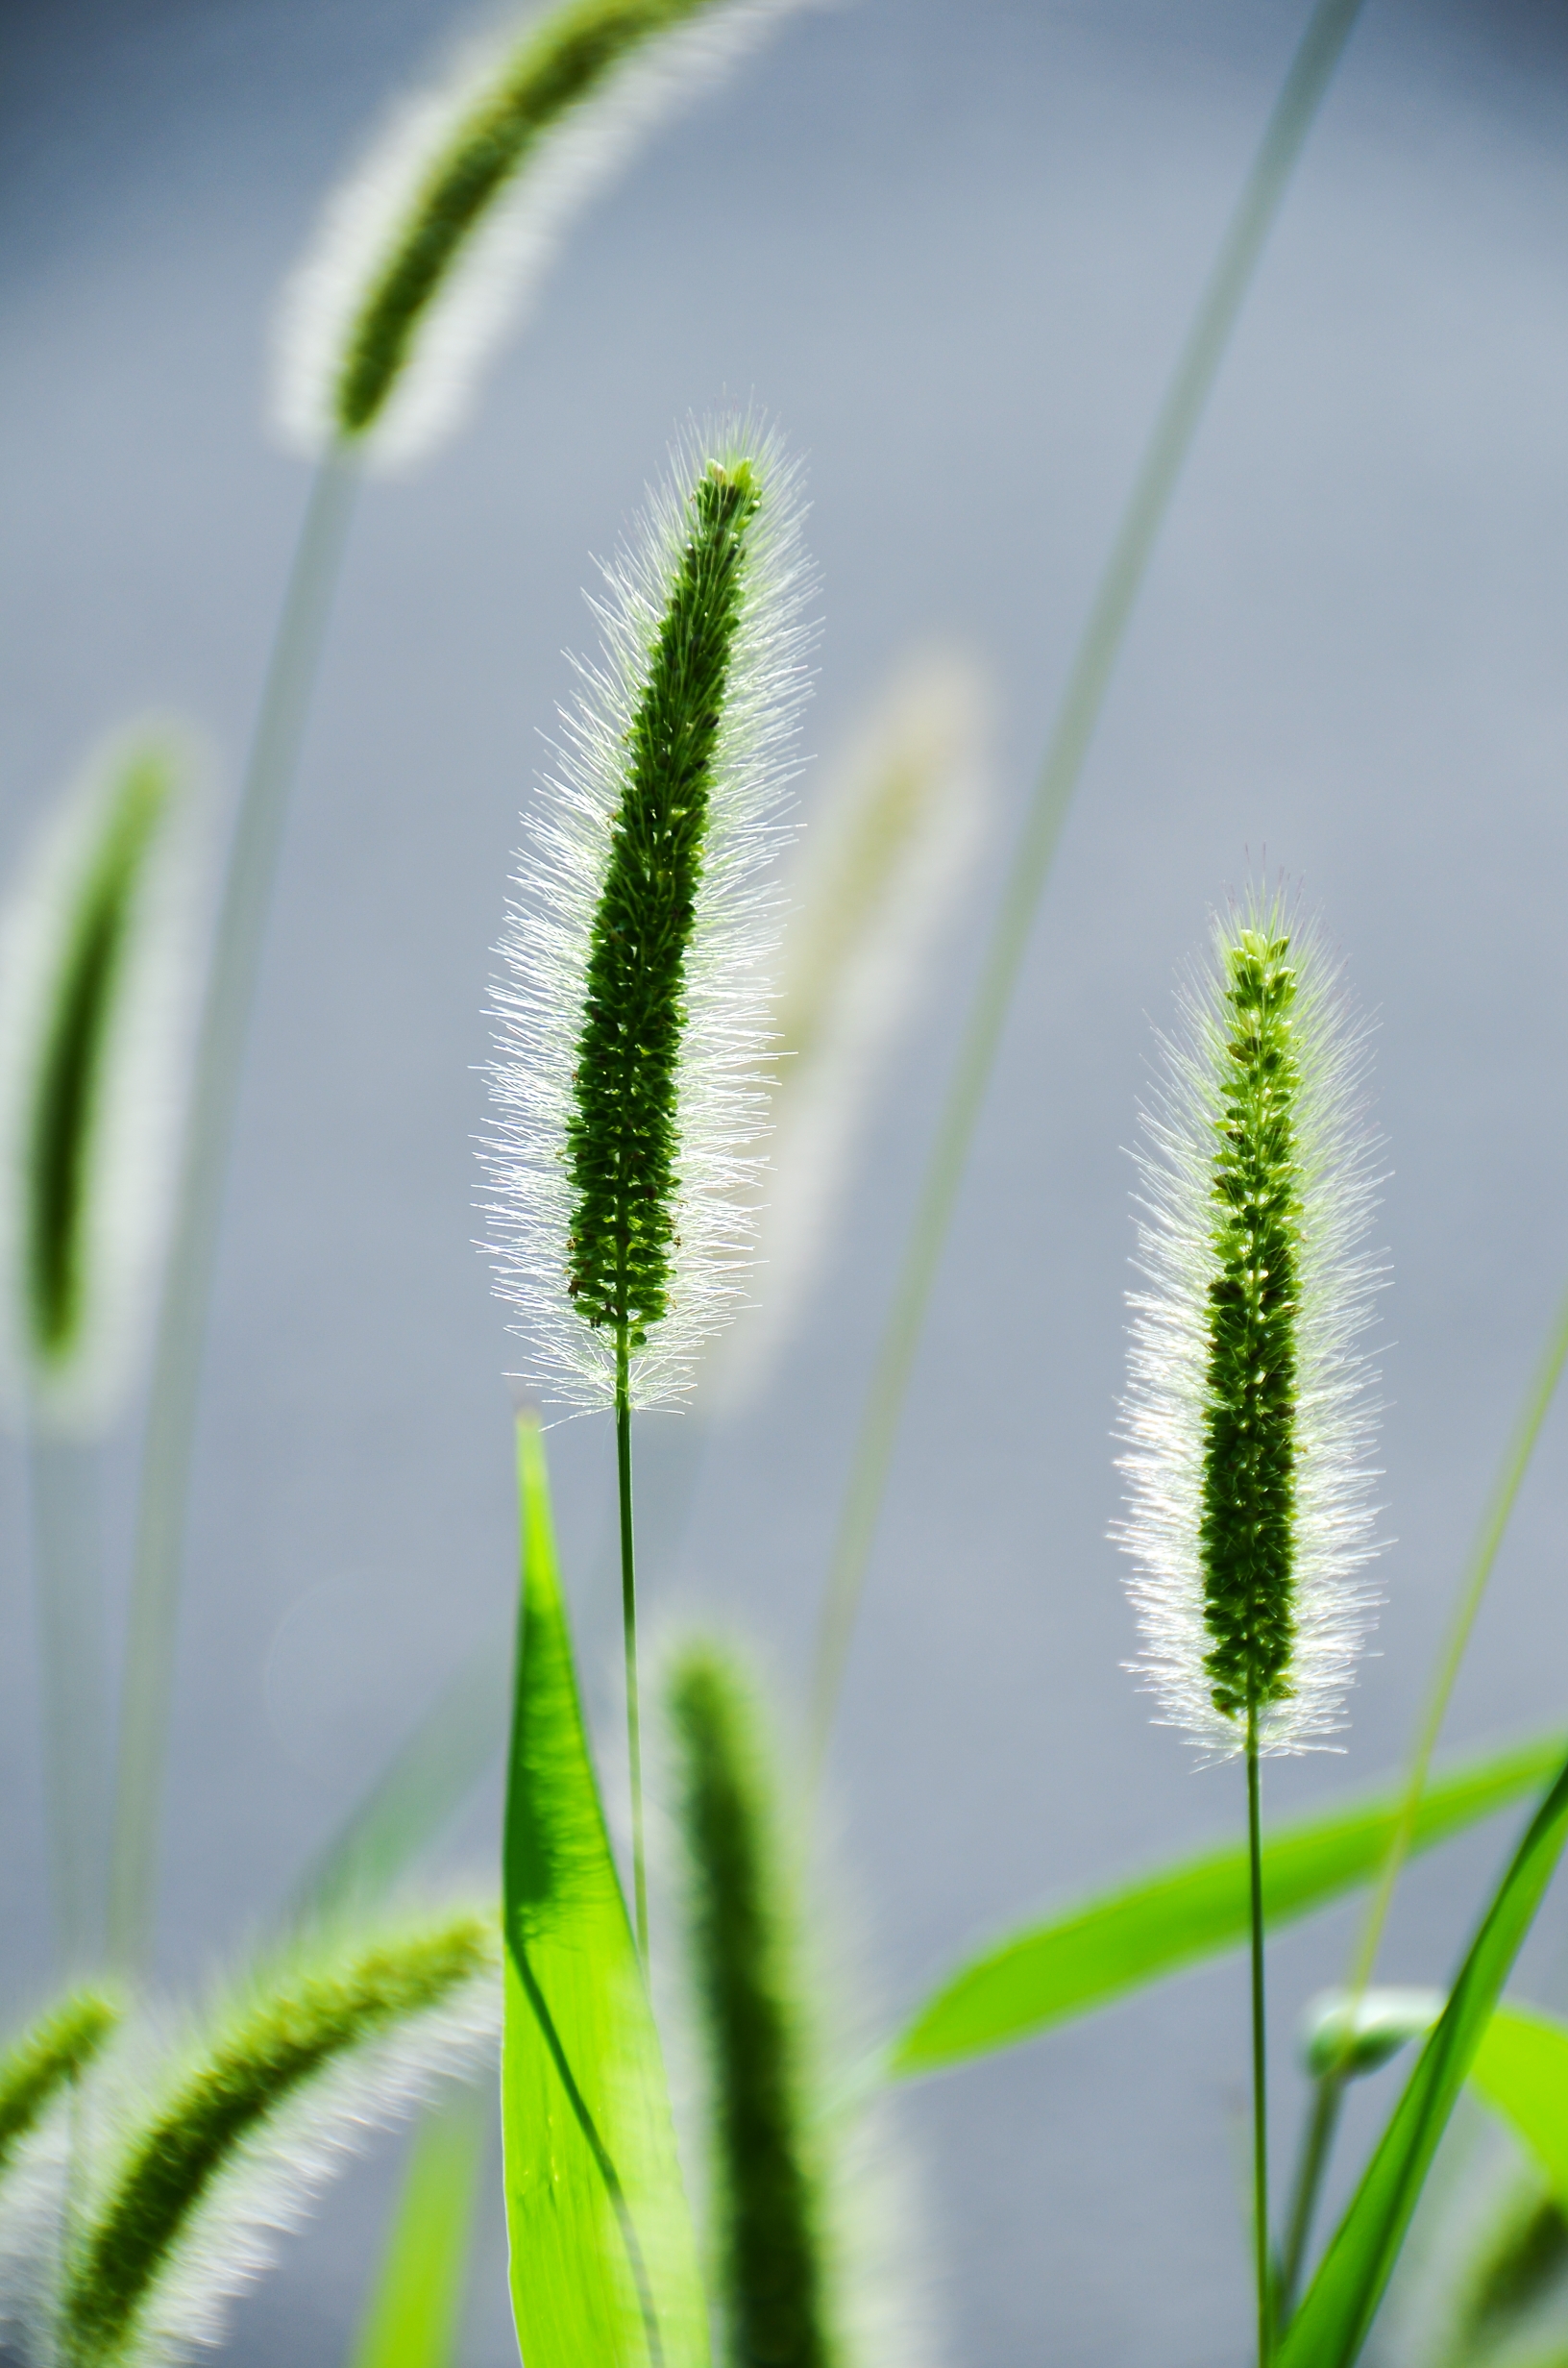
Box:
<box><xmin>710</xmin><ymin>651</ymin><xmax>992</xmax><ymax>1411</ymax></box>
<box><xmin>274</xmin><ymin>0</ymin><xmax>808</xmax><ymax>468</ymax></box>
<box><xmin>0</xmin><ymin>726</ymin><xmax>207</xmax><ymax>1438</ymax></box>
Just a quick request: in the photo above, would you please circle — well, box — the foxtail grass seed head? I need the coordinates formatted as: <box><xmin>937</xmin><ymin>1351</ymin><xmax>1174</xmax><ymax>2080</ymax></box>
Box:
<box><xmin>0</xmin><ymin>727</ymin><xmax>207</xmax><ymax>1437</ymax></box>
<box><xmin>484</xmin><ymin>420</ymin><xmax>814</xmax><ymax>1411</ymax></box>
<box><xmin>669</xmin><ymin>1642</ymin><xmax>836</xmax><ymax>2368</ymax></box>
<box><xmin>1115</xmin><ymin>891</ymin><xmax>1383</xmax><ymax>1757</ymax></box>
<box><xmin>57</xmin><ymin>1913</ymin><xmax>499</xmax><ymax>2368</ymax></box>
<box><xmin>274</xmin><ymin>0</ymin><xmax>804</xmax><ymax>469</ymax></box>
<box><xmin>0</xmin><ymin>1992</ymin><xmax>120</xmax><ymax>2184</ymax></box>
<box><xmin>709</xmin><ymin>650</ymin><xmax>992</xmax><ymax>1411</ymax></box>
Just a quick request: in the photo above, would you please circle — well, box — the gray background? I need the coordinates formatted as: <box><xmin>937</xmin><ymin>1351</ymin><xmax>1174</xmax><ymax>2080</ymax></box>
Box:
<box><xmin>5</xmin><ymin>0</ymin><xmax>1568</xmax><ymax>2359</ymax></box>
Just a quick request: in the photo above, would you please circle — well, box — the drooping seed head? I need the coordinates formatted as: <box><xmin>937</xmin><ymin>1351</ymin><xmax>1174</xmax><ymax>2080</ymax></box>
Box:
<box><xmin>60</xmin><ymin>1912</ymin><xmax>498</xmax><ymax>2365</ymax></box>
<box><xmin>484</xmin><ymin>420</ymin><xmax>814</xmax><ymax>1409</ymax></box>
<box><xmin>0</xmin><ymin>727</ymin><xmax>207</xmax><ymax>1435</ymax></box>
<box><xmin>1115</xmin><ymin>890</ymin><xmax>1384</xmax><ymax>1757</ymax></box>
<box><xmin>274</xmin><ymin>0</ymin><xmax>805</xmax><ymax>469</ymax></box>
<box><xmin>0</xmin><ymin>1991</ymin><xmax>120</xmax><ymax>2185</ymax></box>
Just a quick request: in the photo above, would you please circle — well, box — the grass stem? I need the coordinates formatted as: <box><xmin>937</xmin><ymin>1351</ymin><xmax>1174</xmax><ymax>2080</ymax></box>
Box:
<box><xmin>1278</xmin><ymin>2069</ymin><xmax>1344</xmax><ymax>2323</ymax></box>
<box><xmin>1248</xmin><ymin>1714</ymin><xmax>1272</xmax><ymax>2368</ymax></box>
<box><xmin>1345</xmin><ymin>1274</ymin><xmax>1568</xmax><ymax>2006</ymax></box>
<box><xmin>617</xmin><ymin>1340</ymin><xmax>649</xmax><ymax>1963</ymax></box>
<box><xmin>806</xmin><ymin>0</ymin><xmax>1368</xmax><ymax>1773</ymax></box>
<box><xmin>108</xmin><ymin>449</ymin><xmax>360</xmax><ymax>1966</ymax></box>
<box><xmin>27</xmin><ymin>1428</ymin><xmax>108</xmax><ymax>1969</ymax></box>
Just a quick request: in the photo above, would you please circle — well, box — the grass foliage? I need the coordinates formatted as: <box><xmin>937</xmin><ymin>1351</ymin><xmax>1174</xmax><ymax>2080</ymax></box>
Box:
<box><xmin>11</xmin><ymin>4</ymin><xmax>1567</xmax><ymax>2367</ymax></box>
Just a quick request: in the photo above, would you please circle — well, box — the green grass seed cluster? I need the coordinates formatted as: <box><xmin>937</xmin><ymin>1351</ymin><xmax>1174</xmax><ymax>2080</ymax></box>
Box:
<box><xmin>566</xmin><ymin>461</ymin><xmax>761</xmax><ymax>1352</ymax></box>
<box><xmin>335</xmin><ymin>0</ymin><xmax>732</xmax><ymax>440</ymax></box>
<box><xmin>1199</xmin><ymin>925</ymin><xmax>1305</xmax><ymax>1724</ymax></box>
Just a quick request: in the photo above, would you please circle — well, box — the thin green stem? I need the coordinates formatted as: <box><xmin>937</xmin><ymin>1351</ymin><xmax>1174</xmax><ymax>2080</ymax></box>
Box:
<box><xmin>617</xmin><ymin>1339</ymin><xmax>649</xmax><ymax>1963</ymax></box>
<box><xmin>1346</xmin><ymin>1274</ymin><xmax>1568</xmax><ymax>2005</ymax></box>
<box><xmin>1248</xmin><ymin>1713</ymin><xmax>1272</xmax><ymax>2368</ymax></box>
<box><xmin>1278</xmin><ymin>2069</ymin><xmax>1344</xmax><ymax>2323</ymax></box>
<box><xmin>108</xmin><ymin>449</ymin><xmax>360</xmax><ymax>1967</ymax></box>
<box><xmin>1269</xmin><ymin>1275</ymin><xmax>1568</xmax><ymax>2322</ymax></box>
<box><xmin>806</xmin><ymin>0</ymin><xmax>1368</xmax><ymax>1773</ymax></box>
<box><xmin>26</xmin><ymin>1427</ymin><xmax>108</xmax><ymax>1970</ymax></box>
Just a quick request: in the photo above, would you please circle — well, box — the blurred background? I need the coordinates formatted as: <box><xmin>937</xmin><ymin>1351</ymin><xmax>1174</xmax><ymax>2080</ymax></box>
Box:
<box><xmin>5</xmin><ymin>0</ymin><xmax>1568</xmax><ymax>2359</ymax></box>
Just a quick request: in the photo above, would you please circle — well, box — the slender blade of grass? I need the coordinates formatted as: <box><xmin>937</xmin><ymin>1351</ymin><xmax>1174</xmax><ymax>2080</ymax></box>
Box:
<box><xmin>348</xmin><ymin>2092</ymin><xmax>490</xmax><ymax>2368</ymax></box>
<box><xmin>502</xmin><ymin>1414</ymin><xmax>708</xmax><ymax>2368</ymax></box>
<box><xmin>109</xmin><ymin>454</ymin><xmax>358</xmax><ymax>1968</ymax></box>
<box><xmin>808</xmin><ymin>0</ymin><xmax>1370</xmax><ymax>1763</ymax></box>
<box><xmin>888</xmin><ymin>1735</ymin><xmax>1564</xmax><ymax>2077</ymax></box>
<box><xmin>1342</xmin><ymin>1276</ymin><xmax>1568</xmax><ymax>1995</ymax></box>
<box><xmin>1278</xmin><ymin>1749</ymin><xmax>1568</xmax><ymax>2368</ymax></box>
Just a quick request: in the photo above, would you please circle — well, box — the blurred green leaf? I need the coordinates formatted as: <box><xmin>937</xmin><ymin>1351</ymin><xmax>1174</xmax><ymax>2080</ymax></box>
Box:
<box><xmin>1278</xmin><ymin>1747</ymin><xmax>1568</xmax><ymax>2368</ymax></box>
<box><xmin>502</xmin><ymin>1414</ymin><xmax>708</xmax><ymax>2368</ymax></box>
<box><xmin>348</xmin><ymin>2093</ymin><xmax>489</xmax><ymax>2368</ymax></box>
<box><xmin>1471</xmin><ymin>2006</ymin><xmax>1568</xmax><ymax>2202</ymax></box>
<box><xmin>890</xmin><ymin>1735</ymin><xmax>1566</xmax><ymax>2076</ymax></box>
<box><xmin>1446</xmin><ymin>2183</ymin><xmax>1568</xmax><ymax>2365</ymax></box>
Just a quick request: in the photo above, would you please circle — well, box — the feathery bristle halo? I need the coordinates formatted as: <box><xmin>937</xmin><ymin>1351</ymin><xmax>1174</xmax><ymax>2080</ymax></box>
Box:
<box><xmin>483</xmin><ymin>417</ymin><xmax>814</xmax><ymax>1411</ymax></box>
<box><xmin>1114</xmin><ymin>890</ymin><xmax>1384</xmax><ymax>1758</ymax></box>
<box><xmin>273</xmin><ymin>0</ymin><xmax>805</xmax><ymax>470</ymax></box>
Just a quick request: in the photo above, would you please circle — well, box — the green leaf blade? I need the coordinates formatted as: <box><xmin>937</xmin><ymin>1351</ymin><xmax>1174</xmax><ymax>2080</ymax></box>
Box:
<box><xmin>1279</xmin><ymin>1747</ymin><xmax>1568</xmax><ymax>2368</ymax></box>
<box><xmin>502</xmin><ymin>1416</ymin><xmax>708</xmax><ymax>2368</ymax></box>
<box><xmin>890</xmin><ymin>1735</ymin><xmax>1566</xmax><ymax>2077</ymax></box>
<box><xmin>1470</xmin><ymin>2004</ymin><xmax>1568</xmax><ymax>2203</ymax></box>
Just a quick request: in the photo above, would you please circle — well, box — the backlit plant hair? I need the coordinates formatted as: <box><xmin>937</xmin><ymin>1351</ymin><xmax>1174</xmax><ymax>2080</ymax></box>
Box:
<box><xmin>53</xmin><ymin>1912</ymin><xmax>498</xmax><ymax>2367</ymax></box>
<box><xmin>485</xmin><ymin>422</ymin><xmax>811</xmax><ymax>1408</ymax></box>
<box><xmin>1115</xmin><ymin>887</ymin><xmax>1383</xmax><ymax>2367</ymax></box>
<box><xmin>275</xmin><ymin>0</ymin><xmax>803</xmax><ymax>469</ymax></box>
<box><xmin>1115</xmin><ymin>891</ymin><xmax>1382</xmax><ymax>1760</ymax></box>
<box><xmin>113</xmin><ymin>0</ymin><xmax>806</xmax><ymax>1973</ymax></box>
<box><xmin>484</xmin><ymin>418</ymin><xmax>812</xmax><ymax>1951</ymax></box>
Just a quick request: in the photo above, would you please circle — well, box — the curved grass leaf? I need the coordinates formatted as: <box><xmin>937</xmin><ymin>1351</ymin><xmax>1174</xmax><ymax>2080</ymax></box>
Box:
<box><xmin>1278</xmin><ymin>1747</ymin><xmax>1568</xmax><ymax>2368</ymax></box>
<box><xmin>890</xmin><ymin>1734</ymin><xmax>1565</xmax><ymax>2077</ymax></box>
<box><xmin>349</xmin><ymin>2092</ymin><xmax>490</xmax><ymax>2368</ymax></box>
<box><xmin>502</xmin><ymin>1414</ymin><xmax>707</xmax><ymax>2368</ymax></box>
<box><xmin>1471</xmin><ymin>2005</ymin><xmax>1568</xmax><ymax>2202</ymax></box>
